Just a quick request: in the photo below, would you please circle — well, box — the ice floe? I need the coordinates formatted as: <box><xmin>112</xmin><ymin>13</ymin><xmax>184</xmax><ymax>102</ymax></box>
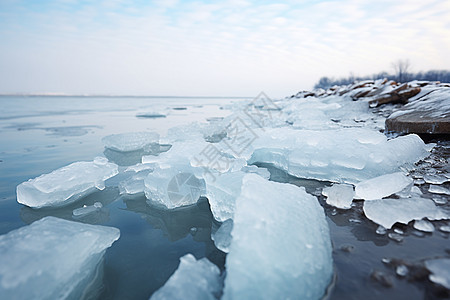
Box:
<box><xmin>16</xmin><ymin>157</ymin><xmax>118</xmax><ymax>208</ymax></box>
<box><xmin>0</xmin><ymin>217</ymin><xmax>120</xmax><ymax>299</ymax></box>
<box><xmin>355</xmin><ymin>172</ymin><xmax>413</xmax><ymax>200</ymax></box>
<box><xmin>150</xmin><ymin>254</ymin><xmax>222</xmax><ymax>300</ymax></box>
<box><xmin>322</xmin><ymin>183</ymin><xmax>354</xmax><ymax>209</ymax></box>
<box><xmin>363</xmin><ymin>197</ymin><xmax>448</xmax><ymax>229</ymax></box>
<box><xmin>223</xmin><ymin>174</ymin><xmax>332</xmax><ymax>300</ymax></box>
<box><xmin>425</xmin><ymin>258</ymin><xmax>450</xmax><ymax>290</ymax></box>
<box><xmin>102</xmin><ymin>132</ymin><xmax>160</xmax><ymax>152</ymax></box>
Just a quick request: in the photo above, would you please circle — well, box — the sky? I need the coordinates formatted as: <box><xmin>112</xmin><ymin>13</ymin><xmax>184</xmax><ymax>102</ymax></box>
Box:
<box><xmin>0</xmin><ymin>0</ymin><xmax>449</xmax><ymax>97</ymax></box>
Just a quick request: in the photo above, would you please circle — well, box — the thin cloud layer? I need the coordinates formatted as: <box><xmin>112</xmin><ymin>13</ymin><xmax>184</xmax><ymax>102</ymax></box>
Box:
<box><xmin>0</xmin><ymin>0</ymin><xmax>449</xmax><ymax>96</ymax></box>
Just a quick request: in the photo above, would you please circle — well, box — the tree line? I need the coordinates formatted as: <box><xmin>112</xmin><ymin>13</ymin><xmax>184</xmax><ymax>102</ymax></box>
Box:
<box><xmin>314</xmin><ymin>60</ymin><xmax>450</xmax><ymax>89</ymax></box>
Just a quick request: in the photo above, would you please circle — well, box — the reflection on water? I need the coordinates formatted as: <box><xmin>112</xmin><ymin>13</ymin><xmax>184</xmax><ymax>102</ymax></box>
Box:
<box><xmin>20</xmin><ymin>187</ymin><xmax>119</xmax><ymax>225</ymax></box>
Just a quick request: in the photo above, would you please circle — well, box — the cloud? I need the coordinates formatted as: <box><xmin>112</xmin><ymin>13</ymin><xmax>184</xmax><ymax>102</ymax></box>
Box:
<box><xmin>0</xmin><ymin>0</ymin><xmax>449</xmax><ymax>96</ymax></box>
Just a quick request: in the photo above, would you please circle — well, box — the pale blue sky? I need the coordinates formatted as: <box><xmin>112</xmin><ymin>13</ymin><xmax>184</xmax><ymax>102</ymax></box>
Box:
<box><xmin>0</xmin><ymin>0</ymin><xmax>449</xmax><ymax>96</ymax></box>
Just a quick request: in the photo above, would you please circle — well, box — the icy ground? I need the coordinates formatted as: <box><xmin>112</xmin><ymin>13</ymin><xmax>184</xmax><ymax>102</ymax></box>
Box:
<box><xmin>2</xmin><ymin>80</ymin><xmax>450</xmax><ymax>299</ymax></box>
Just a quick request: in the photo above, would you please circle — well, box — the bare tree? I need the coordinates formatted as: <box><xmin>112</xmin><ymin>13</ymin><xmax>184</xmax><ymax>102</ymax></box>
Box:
<box><xmin>391</xmin><ymin>59</ymin><xmax>411</xmax><ymax>82</ymax></box>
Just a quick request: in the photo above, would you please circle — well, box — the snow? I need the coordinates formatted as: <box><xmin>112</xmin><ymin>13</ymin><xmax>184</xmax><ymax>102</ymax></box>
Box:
<box><xmin>16</xmin><ymin>157</ymin><xmax>119</xmax><ymax>208</ymax></box>
<box><xmin>363</xmin><ymin>197</ymin><xmax>448</xmax><ymax>229</ymax></box>
<box><xmin>425</xmin><ymin>258</ymin><xmax>450</xmax><ymax>289</ymax></box>
<box><xmin>355</xmin><ymin>172</ymin><xmax>413</xmax><ymax>200</ymax></box>
<box><xmin>223</xmin><ymin>174</ymin><xmax>332</xmax><ymax>300</ymax></box>
<box><xmin>413</xmin><ymin>219</ymin><xmax>435</xmax><ymax>232</ymax></box>
<box><xmin>150</xmin><ymin>254</ymin><xmax>222</xmax><ymax>300</ymax></box>
<box><xmin>0</xmin><ymin>217</ymin><xmax>120</xmax><ymax>299</ymax></box>
<box><xmin>102</xmin><ymin>132</ymin><xmax>160</xmax><ymax>152</ymax></box>
<box><xmin>322</xmin><ymin>184</ymin><xmax>354</xmax><ymax>209</ymax></box>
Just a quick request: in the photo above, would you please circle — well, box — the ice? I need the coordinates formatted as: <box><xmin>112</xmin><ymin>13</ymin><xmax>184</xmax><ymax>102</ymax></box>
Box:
<box><xmin>150</xmin><ymin>254</ymin><xmax>222</xmax><ymax>300</ymax></box>
<box><xmin>102</xmin><ymin>132</ymin><xmax>160</xmax><ymax>152</ymax></box>
<box><xmin>205</xmin><ymin>171</ymin><xmax>246</xmax><ymax>222</ymax></box>
<box><xmin>73</xmin><ymin>202</ymin><xmax>103</xmax><ymax>217</ymax></box>
<box><xmin>363</xmin><ymin>197</ymin><xmax>448</xmax><ymax>229</ymax></box>
<box><xmin>16</xmin><ymin>157</ymin><xmax>119</xmax><ymax>208</ymax></box>
<box><xmin>429</xmin><ymin>185</ymin><xmax>450</xmax><ymax>195</ymax></box>
<box><xmin>211</xmin><ymin>219</ymin><xmax>233</xmax><ymax>253</ymax></box>
<box><xmin>423</xmin><ymin>174</ymin><xmax>449</xmax><ymax>185</ymax></box>
<box><xmin>355</xmin><ymin>172</ymin><xmax>413</xmax><ymax>200</ymax></box>
<box><xmin>119</xmin><ymin>165</ymin><xmax>155</xmax><ymax>195</ymax></box>
<box><xmin>223</xmin><ymin>174</ymin><xmax>332</xmax><ymax>300</ymax></box>
<box><xmin>413</xmin><ymin>219</ymin><xmax>435</xmax><ymax>232</ymax></box>
<box><xmin>439</xmin><ymin>225</ymin><xmax>450</xmax><ymax>233</ymax></box>
<box><xmin>425</xmin><ymin>258</ymin><xmax>450</xmax><ymax>289</ymax></box>
<box><xmin>144</xmin><ymin>164</ymin><xmax>206</xmax><ymax>209</ymax></box>
<box><xmin>0</xmin><ymin>216</ymin><xmax>120</xmax><ymax>299</ymax></box>
<box><xmin>396</xmin><ymin>265</ymin><xmax>408</xmax><ymax>277</ymax></box>
<box><xmin>240</xmin><ymin>165</ymin><xmax>271</xmax><ymax>179</ymax></box>
<box><xmin>246</xmin><ymin>128</ymin><xmax>429</xmax><ymax>184</ymax></box>
<box><xmin>322</xmin><ymin>184</ymin><xmax>354</xmax><ymax>209</ymax></box>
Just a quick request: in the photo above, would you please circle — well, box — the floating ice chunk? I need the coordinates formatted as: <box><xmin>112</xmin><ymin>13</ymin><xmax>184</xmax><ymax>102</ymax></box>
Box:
<box><xmin>125</xmin><ymin>163</ymin><xmax>156</xmax><ymax>173</ymax></box>
<box><xmin>72</xmin><ymin>202</ymin><xmax>103</xmax><ymax>217</ymax></box>
<box><xmin>119</xmin><ymin>165</ymin><xmax>155</xmax><ymax>195</ymax></box>
<box><xmin>424</xmin><ymin>174</ymin><xmax>449</xmax><ymax>185</ymax></box>
<box><xmin>363</xmin><ymin>197</ymin><xmax>448</xmax><ymax>229</ymax></box>
<box><xmin>396</xmin><ymin>265</ymin><xmax>408</xmax><ymax>277</ymax></box>
<box><xmin>240</xmin><ymin>165</ymin><xmax>271</xmax><ymax>179</ymax></box>
<box><xmin>211</xmin><ymin>219</ymin><xmax>233</xmax><ymax>253</ymax></box>
<box><xmin>429</xmin><ymin>185</ymin><xmax>450</xmax><ymax>195</ymax></box>
<box><xmin>102</xmin><ymin>132</ymin><xmax>160</xmax><ymax>152</ymax></box>
<box><xmin>150</xmin><ymin>254</ymin><xmax>222</xmax><ymax>300</ymax></box>
<box><xmin>247</xmin><ymin>128</ymin><xmax>429</xmax><ymax>184</ymax></box>
<box><xmin>413</xmin><ymin>219</ymin><xmax>434</xmax><ymax>232</ymax></box>
<box><xmin>16</xmin><ymin>158</ymin><xmax>118</xmax><ymax>208</ymax></box>
<box><xmin>439</xmin><ymin>225</ymin><xmax>450</xmax><ymax>233</ymax></box>
<box><xmin>205</xmin><ymin>171</ymin><xmax>246</xmax><ymax>222</ymax></box>
<box><xmin>355</xmin><ymin>172</ymin><xmax>412</xmax><ymax>200</ymax></box>
<box><xmin>223</xmin><ymin>174</ymin><xmax>332</xmax><ymax>300</ymax></box>
<box><xmin>144</xmin><ymin>164</ymin><xmax>206</xmax><ymax>209</ymax></box>
<box><xmin>322</xmin><ymin>184</ymin><xmax>354</xmax><ymax>209</ymax></box>
<box><xmin>0</xmin><ymin>217</ymin><xmax>120</xmax><ymax>299</ymax></box>
<box><xmin>425</xmin><ymin>258</ymin><xmax>450</xmax><ymax>289</ymax></box>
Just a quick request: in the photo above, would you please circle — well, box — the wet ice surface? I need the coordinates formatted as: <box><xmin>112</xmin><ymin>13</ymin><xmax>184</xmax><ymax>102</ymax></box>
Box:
<box><xmin>1</xmin><ymin>95</ymin><xmax>450</xmax><ymax>299</ymax></box>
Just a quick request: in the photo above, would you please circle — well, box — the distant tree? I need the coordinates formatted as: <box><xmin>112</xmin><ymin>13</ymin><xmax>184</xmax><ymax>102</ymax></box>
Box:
<box><xmin>314</xmin><ymin>77</ymin><xmax>333</xmax><ymax>89</ymax></box>
<box><xmin>391</xmin><ymin>59</ymin><xmax>411</xmax><ymax>82</ymax></box>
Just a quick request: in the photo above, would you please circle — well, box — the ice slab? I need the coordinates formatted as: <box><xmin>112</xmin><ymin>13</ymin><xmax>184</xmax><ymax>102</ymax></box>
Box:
<box><xmin>363</xmin><ymin>197</ymin><xmax>448</xmax><ymax>229</ymax></box>
<box><xmin>144</xmin><ymin>164</ymin><xmax>206</xmax><ymax>209</ymax></box>
<box><xmin>247</xmin><ymin>128</ymin><xmax>429</xmax><ymax>184</ymax></box>
<box><xmin>429</xmin><ymin>185</ymin><xmax>450</xmax><ymax>195</ymax></box>
<box><xmin>0</xmin><ymin>216</ymin><xmax>120</xmax><ymax>299</ymax></box>
<box><xmin>150</xmin><ymin>254</ymin><xmax>222</xmax><ymax>300</ymax></box>
<box><xmin>211</xmin><ymin>219</ymin><xmax>233</xmax><ymax>253</ymax></box>
<box><xmin>355</xmin><ymin>172</ymin><xmax>413</xmax><ymax>200</ymax></box>
<box><xmin>322</xmin><ymin>183</ymin><xmax>354</xmax><ymax>209</ymax></box>
<box><xmin>425</xmin><ymin>258</ymin><xmax>450</xmax><ymax>290</ymax></box>
<box><xmin>102</xmin><ymin>132</ymin><xmax>160</xmax><ymax>152</ymax></box>
<box><xmin>413</xmin><ymin>219</ymin><xmax>434</xmax><ymax>232</ymax></box>
<box><xmin>73</xmin><ymin>202</ymin><xmax>103</xmax><ymax>217</ymax></box>
<box><xmin>16</xmin><ymin>157</ymin><xmax>119</xmax><ymax>208</ymax></box>
<box><xmin>223</xmin><ymin>174</ymin><xmax>332</xmax><ymax>300</ymax></box>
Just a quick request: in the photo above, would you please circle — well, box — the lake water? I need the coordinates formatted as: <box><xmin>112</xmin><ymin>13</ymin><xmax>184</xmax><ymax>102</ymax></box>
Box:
<box><xmin>0</xmin><ymin>96</ymin><xmax>448</xmax><ymax>299</ymax></box>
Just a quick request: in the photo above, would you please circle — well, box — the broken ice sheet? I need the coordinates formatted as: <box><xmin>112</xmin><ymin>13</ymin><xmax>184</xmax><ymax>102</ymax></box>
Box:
<box><xmin>322</xmin><ymin>183</ymin><xmax>354</xmax><ymax>209</ymax></box>
<box><xmin>428</xmin><ymin>185</ymin><xmax>450</xmax><ymax>195</ymax></box>
<box><xmin>355</xmin><ymin>172</ymin><xmax>412</xmax><ymax>200</ymax></box>
<box><xmin>223</xmin><ymin>174</ymin><xmax>332</xmax><ymax>300</ymax></box>
<box><xmin>150</xmin><ymin>254</ymin><xmax>222</xmax><ymax>300</ymax></box>
<box><xmin>0</xmin><ymin>217</ymin><xmax>120</xmax><ymax>299</ymax></box>
<box><xmin>425</xmin><ymin>258</ymin><xmax>450</xmax><ymax>290</ymax></box>
<box><xmin>211</xmin><ymin>219</ymin><xmax>233</xmax><ymax>253</ymax></box>
<box><xmin>16</xmin><ymin>157</ymin><xmax>118</xmax><ymax>209</ymax></box>
<box><xmin>102</xmin><ymin>132</ymin><xmax>160</xmax><ymax>152</ymax></box>
<box><xmin>363</xmin><ymin>197</ymin><xmax>448</xmax><ymax>229</ymax></box>
<box><xmin>72</xmin><ymin>202</ymin><xmax>103</xmax><ymax>217</ymax></box>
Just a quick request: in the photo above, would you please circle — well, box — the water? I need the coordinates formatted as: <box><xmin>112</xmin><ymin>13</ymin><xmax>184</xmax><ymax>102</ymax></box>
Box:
<box><xmin>0</xmin><ymin>96</ymin><xmax>449</xmax><ymax>299</ymax></box>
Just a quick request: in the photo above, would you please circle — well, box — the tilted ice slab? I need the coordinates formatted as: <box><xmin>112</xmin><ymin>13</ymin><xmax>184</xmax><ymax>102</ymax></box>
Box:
<box><xmin>102</xmin><ymin>132</ymin><xmax>160</xmax><ymax>152</ymax></box>
<box><xmin>223</xmin><ymin>174</ymin><xmax>333</xmax><ymax>300</ymax></box>
<box><xmin>0</xmin><ymin>217</ymin><xmax>120</xmax><ymax>299</ymax></box>
<box><xmin>144</xmin><ymin>163</ymin><xmax>206</xmax><ymax>209</ymax></box>
<box><xmin>150</xmin><ymin>254</ymin><xmax>222</xmax><ymax>300</ymax></box>
<box><xmin>322</xmin><ymin>183</ymin><xmax>355</xmax><ymax>209</ymax></box>
<box><xmin>363</xmin><ymin>197</ymin><xmax>449</xmax><ymax>229</ymax></box>
<box><xmin>355</xmin><ymin>172</ymin><xmax>413</xmax><ymax>200</ymax></box>
<box><xmin>246</xmin><ymin>128</ymin><xmax>429</xmax><ymax>184</ymax></box>
<box><xmin>211</xmin><ymin>219</ymin><xmax>233</xmax><ymax>253</ymax></box>
<box><xmin>17</xmin><ymin>157</ymin><xmax>119</xmax><ymax>208</ymax></box>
